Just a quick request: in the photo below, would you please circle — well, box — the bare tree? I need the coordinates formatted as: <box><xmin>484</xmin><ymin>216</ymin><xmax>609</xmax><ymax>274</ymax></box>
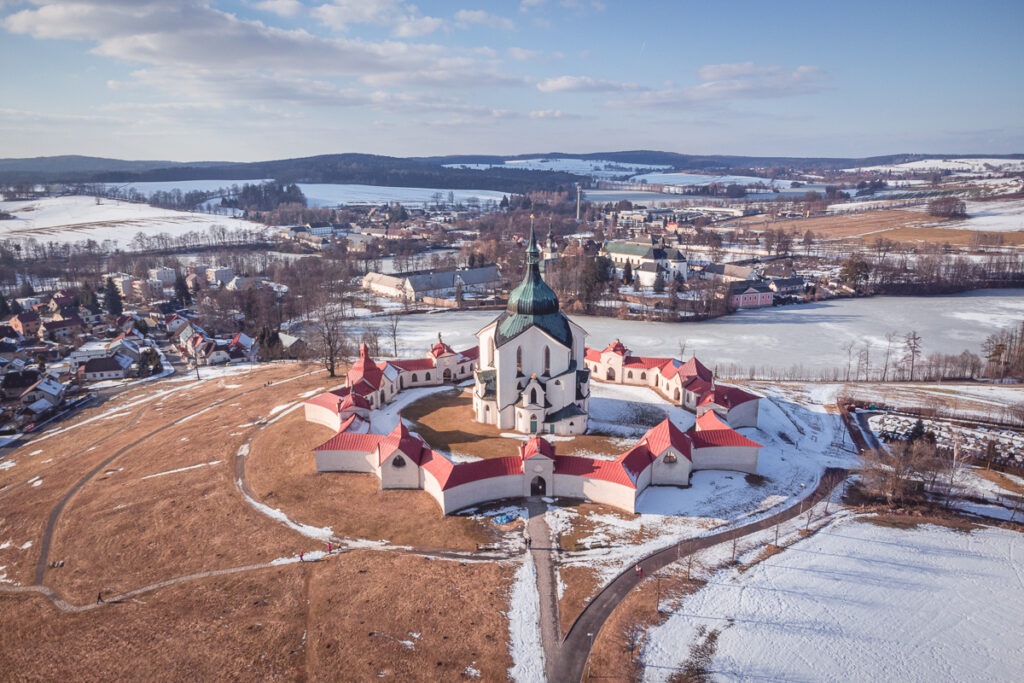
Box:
<box><xmin>310</xmin><ymin>287</ymin><xmax>348</xmax><ymax>377</ymax></box>
<box><xmin>386</xmin><ymin>312</ymin><xmax>401</xmax><ymax>357</ymax></box>
<box><xmin>881</xmin><ymin>331</ymin><xmax>898</xmax><ymax>382</ymax></box>
<box><xmin>903</xmin><ymin>331</ymin><xmax>923</xmax><ymax>381</ymax></box>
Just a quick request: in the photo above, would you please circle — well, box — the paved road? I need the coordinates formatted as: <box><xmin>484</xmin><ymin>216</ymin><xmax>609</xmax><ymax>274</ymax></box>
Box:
<box><xmin>549</xmin><ymin>467</ymin><xmax>848</xmax><ymax>683</ymax></box>
<box><xmin>525</xmin><ymin>499</ymin><xmax>561</xmax><ymax>680</ymax></box>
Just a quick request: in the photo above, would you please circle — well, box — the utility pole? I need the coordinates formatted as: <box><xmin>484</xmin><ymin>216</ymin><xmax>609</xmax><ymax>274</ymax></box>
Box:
<box><xmin>576</xmin><ymin>184</ymin><xmax>582</xmax><ymax>222</ymax></box>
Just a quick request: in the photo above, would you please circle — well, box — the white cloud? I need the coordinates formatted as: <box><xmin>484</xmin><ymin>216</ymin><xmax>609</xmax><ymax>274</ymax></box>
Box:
<box><xmin>528</xmin><ymin>109</ymin><xmax>580</xmax><ymax>119</ymax></box>
<box><xmin>608</xmin><ymin>62</ymin><xmax>828</xmax><ymax>107</ymax></box>
<box><xmin>311</xmin><ymin>0</ymin><xmax>444</xmax><ymax>36</ymax></box>
<box><xmin>252</xmin><ymin>0</ymin><xmax>305</xmax><ymax>17</ymax></box>
<box><xmin>507</xmin><ymin>46</ymin><xmax>539</xmax><ymax>61</ymax></box>
<box><xmin>537</xmin><ymin>75</ymin><xmax>644</xmax><ymax>93</ymax></box>
<box><xmin>519</xmin><ymin>0</ymin><xmax>545</xmax><ymax>11</ymax></box>
<box><xmin>454</xmin><ymin>9</ymin><xmax>515</xmax><ymax>31</ymax></box>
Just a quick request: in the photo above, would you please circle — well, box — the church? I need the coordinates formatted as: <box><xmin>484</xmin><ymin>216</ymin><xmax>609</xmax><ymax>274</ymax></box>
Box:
<box><xmin>472</xmin><ymin>220</ymin><xmax>591</xmax><ymax>435</ymax></box>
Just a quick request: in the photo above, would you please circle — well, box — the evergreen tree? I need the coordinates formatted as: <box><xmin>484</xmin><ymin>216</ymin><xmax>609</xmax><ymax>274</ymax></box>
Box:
<box><xmin>17</xmin><ymin>278</ymin><xmax>34</xmax><ymax>298</ymax></box>
<box><xmin>104</xmin><ymin>277</ymin><xmax>123</xmax><ymax>316</ymax></box>
<box><xmin>623</xmin><ymin>261</ymin><xmax>633</xmax><ymax>285</ymax></box>
<box><xmin>653</xmin><ymin>269</ymin><xmax>666</xmax><ymax>294</ymax></box>
<box><xmin>173</xmin><ymin>273</ymin><xmax>193</xmax><ymax>307</ymax></box>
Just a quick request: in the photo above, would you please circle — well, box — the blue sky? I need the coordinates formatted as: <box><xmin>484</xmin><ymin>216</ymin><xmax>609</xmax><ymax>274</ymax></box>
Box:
<box><xmin>1</xmin><ymin>0</ymin><xmax>1021</xmax><ymax>161</ymax></box>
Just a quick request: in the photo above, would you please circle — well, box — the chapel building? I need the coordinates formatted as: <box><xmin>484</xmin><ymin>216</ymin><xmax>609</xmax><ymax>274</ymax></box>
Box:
<box><xmin>473</xmin><ymin>221</ymin><xmax>590</xmax><ymax>435</ymax></box>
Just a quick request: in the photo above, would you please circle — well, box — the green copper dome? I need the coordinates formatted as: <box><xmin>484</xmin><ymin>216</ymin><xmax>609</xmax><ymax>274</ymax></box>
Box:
<box><xmin>495</xmin><ymin>220</ymin><xmax>572</xmax><ymax>348</ymax></box>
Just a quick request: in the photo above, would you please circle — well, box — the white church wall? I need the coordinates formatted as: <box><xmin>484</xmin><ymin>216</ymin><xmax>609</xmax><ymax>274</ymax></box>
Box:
<box><xmin>379</xmin><ymin>450</ymin><xmax>422</xmax><ymax>489</ymax></box>
<box><xmin>316</xmin><ymin>448</ymin><xmax>377</xmax><ymax>473</ymax></box>
<box><xmin>691</xmin><ymin>446</ymin><xmax>759</xmax><ymax>474</ymax></box>
<box><xmin>725</xmin><ymin>401</ymin><xmax>759</xmax><ymax>429</ymax></box>
<box><xmin>651</xmin><ymin>449</ymin><xmax>693</xmax><ymax>486</ymax></box>
<box><xmin>305</xmin><ymin>403</ymin><xmax>341</xmax><ymax>432</ymax></box>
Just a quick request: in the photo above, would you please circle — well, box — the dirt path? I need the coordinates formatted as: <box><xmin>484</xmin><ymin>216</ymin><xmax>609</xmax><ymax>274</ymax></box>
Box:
<box><xmin>548</xmin><ymin>467</ymin><xmax>848</xmax><ymax>682</ymax></box>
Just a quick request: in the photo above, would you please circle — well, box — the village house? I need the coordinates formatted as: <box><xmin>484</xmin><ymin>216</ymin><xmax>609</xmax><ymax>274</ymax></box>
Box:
<box><xmin>768</xmin><ymin>276</ymin><xmax>807</xmax><ymax>296</ymax></box>
<box><xmin>206</xmin><ymin>267</ymin><xmax>234</xmax><ymax>285</ymax></box>
<box><xmin>1</xmin><ymin>369</ymin><xmax>41</xmax><ymax>400</ymax></box>
<box><xmin>362</xmin><ymin>265</ymin><xmax>501</xmax><ymax>302</ymax></box>
<box><xmin>148</xmin><ymin>266</ymin><xmax>176</xmax><ymax>285</ymax></box>
<box><xmin>80</xmin><ymin>355</ymin><xmax>130</xmax><ymax>382</ymax></box>
<box><xmin>701</xmin><ymin>263</ymin><xmax>759</xmax><ymax>282</ymax></box>
<box><xmin>729</xmin><ymin>281</ymin><xmax>775</xmax><ymax>309</ymax></box>
<box><xmin>40</xmin><ymin>316</ymin><xmax>84</xmax><ymax>341</ymax></box>
<box><xmin>9</xmin><ymin>311</ymin><xmax>41</xmax><ymax>339</ymax></box>
<box><xmin>20</xmin><ymin>376</ymin><xmax>65</xmax><ymax>406</ymax></box>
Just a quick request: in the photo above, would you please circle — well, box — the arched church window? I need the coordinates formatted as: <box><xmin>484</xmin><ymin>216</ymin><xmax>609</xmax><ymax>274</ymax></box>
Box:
<box><xmin>664</xmin><ymin>453</ymin><xmax>677</xmax><ymax>464</ymax></box>
<box><xmin>393</xmin><ymin>455</ymin><xmax>406</xmax><ymax>468</ymax></box>
<box><xmin>425</xmin><ymin>372</ymin><xmax>431</xmax><ymax>380</ymax></box>
<box><xmin>543</xmin><ymin>346</ymin><xmax>550</xmax><ymax>375</ymax></box>
<box><xmin>530</xmin><ymin>388</ymin><xmax>538</xmax><ymax>404</ymax></box>
<box><xmin>640</xmin><ymin>372</ymin><xmax>646</xmax><ymax>380</ymax></box>
<box><xmin>516</xmin><ymin>346</ymin><xmax>523</xmax><ymax>373</ymax></box>
<box><xmin>488</xmin><ymin>338</ymin><xmax>495</xmax><ymax>367</ymax></box>
<box><xmin>412</xmin><ymin>373</ymin><xmax>418</xmax><ymax>382</ymax></box>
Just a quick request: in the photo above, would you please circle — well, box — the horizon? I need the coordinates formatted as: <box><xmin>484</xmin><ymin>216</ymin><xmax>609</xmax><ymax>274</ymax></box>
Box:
<box><xmin>1</xmin><ymin>1</ymin><xmax>1022</xmax><ymax>161</ymax></box>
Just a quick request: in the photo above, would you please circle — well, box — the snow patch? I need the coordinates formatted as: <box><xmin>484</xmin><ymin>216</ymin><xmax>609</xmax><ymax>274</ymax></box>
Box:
<box><xmin>507</xmin><ymin>555</ymin><xmax>545</xmax><ymax>682</ymax></box>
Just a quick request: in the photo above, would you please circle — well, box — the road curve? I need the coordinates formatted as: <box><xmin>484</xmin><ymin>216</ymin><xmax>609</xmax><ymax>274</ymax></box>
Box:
<box><xmin>551</xmin><ymin>467</ymin><xmax>848</xmax><ymax>682</ymax></box>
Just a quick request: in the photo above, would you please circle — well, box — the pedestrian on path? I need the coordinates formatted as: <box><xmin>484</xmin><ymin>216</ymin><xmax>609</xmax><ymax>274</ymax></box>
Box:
<box><xmin>299</xmin><ymin>552</ymin><xmax>304</xmax><ymax>562</ymax></box>
<box><xmin>97</xmin><ymin>592</ymin><xmax>103</xmax><ymax>604</ymax></box>
<box><xmin>327</xmin><ymin>543</ymin><xmax>332</xmax><ymax>554</ymax></box>
<box><xmin>525</xmin><ymin>534</ymin><xmax>532</xmax><ymax>549</ymax></box>
<box><xmin>635</xmin><ymin>564</ymin><xmax>642</xmax><ymax>578</ymax></box>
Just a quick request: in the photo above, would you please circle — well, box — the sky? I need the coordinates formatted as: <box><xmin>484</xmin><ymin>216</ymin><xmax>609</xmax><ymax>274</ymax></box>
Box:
<box><xmin>0</xmin><ymin>0</ymin><xmax>1022</xmax><ymax>162</ymax></box>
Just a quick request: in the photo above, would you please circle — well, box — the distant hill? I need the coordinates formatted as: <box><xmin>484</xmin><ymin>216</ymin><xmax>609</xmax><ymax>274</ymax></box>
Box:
<box><xmin>2</xmin><ymin>151</ymin><xmax>1022</xmax><ymax>188</ymax></box>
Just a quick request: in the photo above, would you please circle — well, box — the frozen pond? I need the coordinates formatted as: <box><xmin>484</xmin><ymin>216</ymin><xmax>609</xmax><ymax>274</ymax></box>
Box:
<box><xmin>372</xmin><ymin>289</ymin><xmax>1024</xmax><ymax>370</ymax></box>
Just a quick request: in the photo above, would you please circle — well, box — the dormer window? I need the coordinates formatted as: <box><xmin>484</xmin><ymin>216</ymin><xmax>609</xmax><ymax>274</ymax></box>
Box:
<box><xmin>393</xmin><ymin>455</ymin><xmax>406</xmax><ymax>468</ymax></box>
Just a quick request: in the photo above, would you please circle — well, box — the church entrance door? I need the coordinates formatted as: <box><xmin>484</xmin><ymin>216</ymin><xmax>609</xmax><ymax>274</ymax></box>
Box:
<box><xmin>530</xmin><ymin>476</ymin><xmax>546</xmax><ymax>496</ymax></box>
<box><xmin>443</xmin><ymin>368</ymin><xmax>452</xmax><ymax>382</ymax></box>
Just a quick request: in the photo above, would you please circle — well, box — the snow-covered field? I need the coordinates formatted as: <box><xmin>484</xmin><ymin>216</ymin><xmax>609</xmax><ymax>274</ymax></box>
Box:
<box><xmin>628</xmin><ymin>171</ymin><xmax>770</xmax><ymax>186</ymax></box>
<box><xmin>103</xmin><ymin>179</ymin><xmax>270</xmax><ymax>196</ymax></box>
<box><xmin>376</xmin><ymin>289</ymin><xmax>1024</xmax><ymax>373</ymax></box>
<box><xmin>444</xmin><ymin>157</ymin><xmax>669</xmax><ymax>179</ymax></box>
<box><xmin>297</xmin><ymin>183</ymin><xmax>506</xmax><ymax>208</ymax></box>
<box><xmin>940</xmin><ymin>197</ymin><xmax>1024</xmax><ymax>232</ymax></box>
<box><xmin>849</xmin><ymin>157</ymin><xmax>1024</xmax><ymax>174</ymax></box>
<box><xmin>643</xmin><ymin>518</ymin><xmax>1024</xmax><ymax>682</ymax></box>
<box><xmin>0</xmin><ymin>195</ymin><xmax>261</xmax><ymax>245</ymax></box>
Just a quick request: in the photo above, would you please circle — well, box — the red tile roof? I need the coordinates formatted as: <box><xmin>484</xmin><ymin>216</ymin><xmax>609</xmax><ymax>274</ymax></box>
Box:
<box><xmin>554</xmin><ymin>455</ymin><xmax>637</xmax><ymax>488</ymax></box>
<box><xmin>521</xmin><ymin>436</ymin><xmax>556</xmax><ymax>460</ymax></box>
<box><xmin>391</xmin><ymin>357</ymin><xmax>435</xmax><ymax>371</ymax></box>
<box><xmin>458</xmin><ymin>346</ymin><xmax>479</xmax><ymax>361</ymax></box>
<box><xmin>315</xmin><ymin>431</ymin><xmax>383</xmax><ymax>452</ymax></box>
<box><xmin>429</xmin><ymin>341</ymin><xmax>455</xmax><ymax>358</ymax></box>
<box><xmin>713</xmin><ymin>385</ymin><xmax>759</xmax><ymax>408</ymax></box>
<box><xmin>377</xmin><ymin>420</ymin><xmax>425</xmax><ymax>466</ymax></box>
<box><xmin>420</xmin><ymin>451</ymin><xmax>523</xmax><ymax>490</ymax></box>
<box><xmin>696</xmin><ymin>410</ymin><xmax>731</xmax><ymax>431</ymax></box>
<box><xmin>339</xmin><ymin>393</ymin><xmax>371</xmax><ymax>411</ymax></box>
<box><xmin>347</xmin><ymin>343</ymin><xmax>383</xmax><ymax>391</ymax></box>
<box><xmin>584</xmin><ymin>348</ymin><xmax>601</xmax><ymax>362</ymax></box>
<box><xmin>602</xmin><ymin>339</ymin><xmax>628</xmax><ymax>355</ymax></box>
<box><xmin>624</xmin><ymin>355</ymin><xmax>672</xmax><ymax>370</ymax></box>
<box><xmin>641</xmin><ymin>418</ymin><xmax>693</xmax><ymax>461</ymax></box>
<box><xmin>689</xmin><ymin>428</ymin><xmax>762</xmax><ymax>449</ymax></box>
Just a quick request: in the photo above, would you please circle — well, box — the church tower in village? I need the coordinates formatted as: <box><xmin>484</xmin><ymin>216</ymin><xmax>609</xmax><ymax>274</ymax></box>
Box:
<box><xmin>472</xmin><ymin>218</ymin><xmax>590</xmax><ymax>434</ymax></box>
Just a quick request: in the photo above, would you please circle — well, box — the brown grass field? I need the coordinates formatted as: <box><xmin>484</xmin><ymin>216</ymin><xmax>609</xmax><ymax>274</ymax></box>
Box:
<box><xmin>0</xmin><ymin>362</ymin><xmax>521</xmax><ymax>679</ymax></box>
<box><xmin>404</xmin><ymin>388</ymin><xmax>629</xmax><ymax>461</ymax></box>
<box><xmin>738</xmin><ymin>204</ymin><xmax>1024</xmax><ymax>247</ymax></box>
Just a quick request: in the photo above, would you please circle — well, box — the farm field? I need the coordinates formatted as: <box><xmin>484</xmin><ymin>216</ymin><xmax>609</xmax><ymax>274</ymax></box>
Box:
<box><xmin>0</xmin><ymin>195</ymin><xmax>261</xmax><ymax>245</ymax></box>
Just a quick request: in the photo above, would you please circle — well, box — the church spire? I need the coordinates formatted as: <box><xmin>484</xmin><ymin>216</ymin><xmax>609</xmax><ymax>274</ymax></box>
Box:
<box><xmin>526</xmin><ymin>214</ymin><xmax>539</xmax><ymax>267</ymax></box>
